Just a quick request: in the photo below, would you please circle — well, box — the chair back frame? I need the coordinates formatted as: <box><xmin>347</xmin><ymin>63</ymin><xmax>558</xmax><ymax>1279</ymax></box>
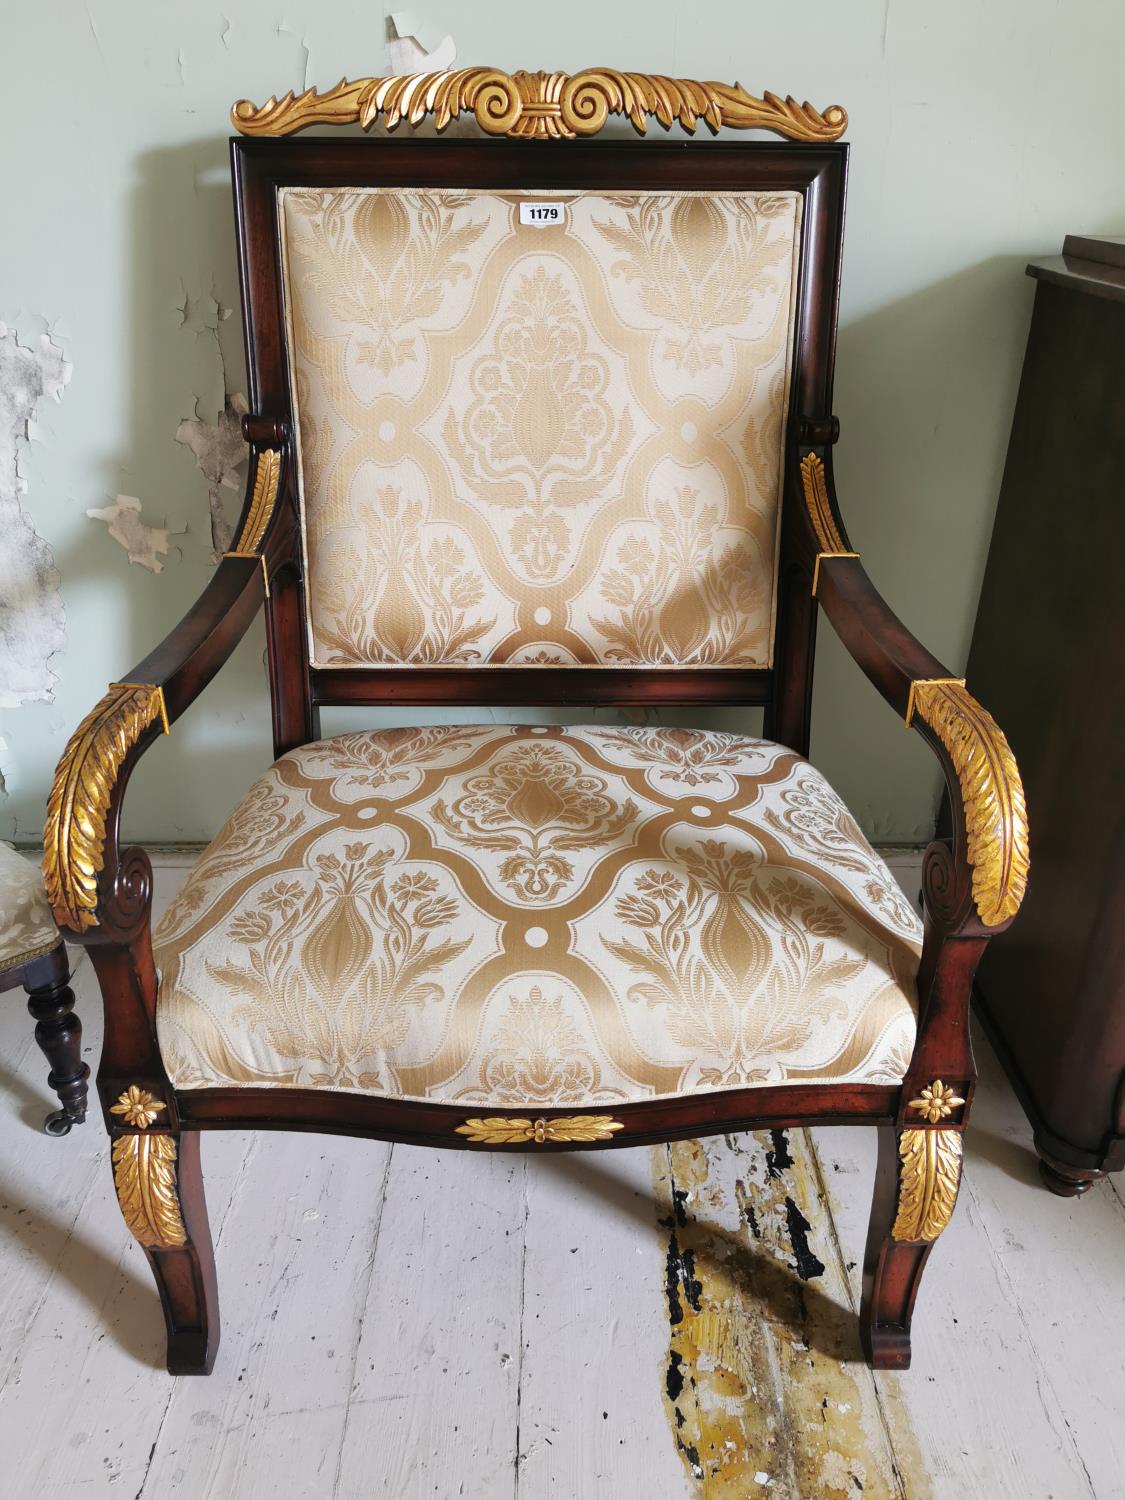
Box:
<box><xmin>231</xmin><ymin>137</ymin><xmax>849</xmax><ymax>758</ymax></box>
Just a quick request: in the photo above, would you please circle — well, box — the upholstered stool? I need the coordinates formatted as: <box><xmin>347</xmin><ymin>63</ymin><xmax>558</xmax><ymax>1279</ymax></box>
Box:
<box><xmin>0</xmin><ymin>841</ymin><xmax>87</xmax><ymax>1134</ymax></box>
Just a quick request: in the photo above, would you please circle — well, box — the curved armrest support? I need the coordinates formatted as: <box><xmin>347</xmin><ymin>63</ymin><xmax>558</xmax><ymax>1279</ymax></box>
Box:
<box><xmin>798</xmin><ymin>450</ymin><xmax>1029</xmax><ymax>931</ymax></box>
<box><xmin>44</xmin><ymin>422</ymin><xmax>291</xmax><ymax>937</ymax></box>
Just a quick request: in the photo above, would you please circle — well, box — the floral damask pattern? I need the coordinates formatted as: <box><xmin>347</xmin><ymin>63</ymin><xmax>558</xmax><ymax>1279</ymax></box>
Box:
<box><xmin>604</xmin><ymin>848</ymin><xmax>870</xmax><ymax>1088</ymax></box>
<box><xmin>155</xmin><ymin>727</ymin><xmax>921</xmax><ymax>1106</ymax></box>
<box><xmin>432</xmin><ymin>740</ymin><xmax>638</xmax><ymax>902</ymax></box>
<box><xmin>279</xmin><ymin>188</ymin><xmax>802</xmax><ymax>668</ymax></box>
<box><xmin>591</xmin><ymin>484</ymin><xmax>768</xmax><ymax>664</ymax></box>
<box><xmin>313</xmin><ymin>485</ymin><xmax>498</xmax><ymax>664</ymax></box>
<box><xmin>763</xmin><ymin>776</ymin><xmax>920</xmax><ymax>940</ymax></box>
<box><xmin>0</xmin><ymin>842</ymin><xmax>60</xmax><ymax>968</ymax></box>
<box><xmin>457</xmin><ymin>984</ymin><xmax>605</xmax><ymax>1105</ymax></box>
<box><xmin>590</xmin><ymin>193</ymin><xmax>797</xmax><ymax>375</ymax></box>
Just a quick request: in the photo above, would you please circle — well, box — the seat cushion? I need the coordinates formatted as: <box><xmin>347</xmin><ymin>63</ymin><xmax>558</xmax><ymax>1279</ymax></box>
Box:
<box><xmin>155</xmin><ymin>727</ymin><xmax>920</xmax><ymax>1106</ymax></box>
<box><xmin>0</xmin><ymin>841</ymin><xmax>61</xmax><ymax>971</ymax></box>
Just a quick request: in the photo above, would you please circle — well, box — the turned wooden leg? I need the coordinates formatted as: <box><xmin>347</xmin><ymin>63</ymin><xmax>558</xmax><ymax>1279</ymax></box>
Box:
<box><xmin>111</xmin><ymin>1125</ymin><xmax>220</xmax><ymax>1374</ymax></box>
<box><xmin>26</xmin><ymin>974</ymin><xmax>90</xmax><ymax>1136</ymax></box>
<box><xmin>860</xmin><ymin>1121</ymin><xmax>963</xmax><ymax>1369</ymax></box>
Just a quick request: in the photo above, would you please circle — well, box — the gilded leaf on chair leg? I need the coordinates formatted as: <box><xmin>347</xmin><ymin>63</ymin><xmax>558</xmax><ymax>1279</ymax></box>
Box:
<box><xmin>112</xmin><ymin>1134</ymin><xmax>188</xmax><ymax>1248</ymax></box>
<box><xmin>891</xmin><ymin>1127</ymin><xmax>962</xmax><ymax>1242</ymax></box>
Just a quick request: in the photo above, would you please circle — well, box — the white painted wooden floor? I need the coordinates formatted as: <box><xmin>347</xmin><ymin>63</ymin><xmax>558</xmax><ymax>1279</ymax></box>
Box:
<box><xmin>1</xmin><ymin>853</ymin><xmax>1122</xmax><ymax>1499</ymax></box>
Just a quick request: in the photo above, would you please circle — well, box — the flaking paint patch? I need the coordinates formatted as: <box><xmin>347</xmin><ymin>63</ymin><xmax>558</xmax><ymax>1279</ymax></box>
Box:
<box><xmin>652</xmin><ymin>1132</ymin><xmax>931</xmax><ymax>1499</ymax></box>
<box><xmin>0</xmin><ymin>323</ymin><xmax>69</xmax><ymax>708</ymax></box>
<box><xmin>175</xmin><ymin>391</ymin><xmax>249</xmax><ymax>556</ymax></box>
<box><xmin>86</xmin><ymin>494</ymin><xmax>174</xmax><ymax>572</ymax></box>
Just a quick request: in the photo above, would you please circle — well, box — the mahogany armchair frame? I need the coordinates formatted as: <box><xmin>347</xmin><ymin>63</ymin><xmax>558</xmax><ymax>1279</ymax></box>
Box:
<box><xmin>44</xmin><ymin>79</ymin><xmax>1027</xmax><ymax>1376</ymax></box>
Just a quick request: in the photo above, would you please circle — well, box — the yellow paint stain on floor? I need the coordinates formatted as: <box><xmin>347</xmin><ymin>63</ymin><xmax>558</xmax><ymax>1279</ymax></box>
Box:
<box><xmin>652</xmin><ymin>1131</ymin><xmax>932</xmax><ymax>1500</ymax></box>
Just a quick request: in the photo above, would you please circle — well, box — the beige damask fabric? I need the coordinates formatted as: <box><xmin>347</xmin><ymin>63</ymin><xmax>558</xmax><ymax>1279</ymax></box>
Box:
<box><xmin>0</xmin><ymin>841</ymin><xmax>61</xmax><ymax>969</ymax></box>
<box><xmin>279</xmin><ymin>187</ymin><xmax>802</xmax><ymax>669</ymax></box>
<box><xmin>155</xmin><ymin>727</ymin><xmax>921</xmax><ymax>1105</ymax></box>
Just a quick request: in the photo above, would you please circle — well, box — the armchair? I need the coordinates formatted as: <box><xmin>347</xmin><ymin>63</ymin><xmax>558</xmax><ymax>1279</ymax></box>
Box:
<box><xmin>44</xmin><ymin>68</ymin><xmax>1027</xmax><ymax>1376</ymax></box>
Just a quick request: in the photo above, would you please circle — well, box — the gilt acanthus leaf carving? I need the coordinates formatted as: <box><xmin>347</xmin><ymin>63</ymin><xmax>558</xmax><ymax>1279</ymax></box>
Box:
<box><xmin>891</xmin><ymin>1127</ymin><xmax>962</xmax><ymax>1242</ymax></box>
<box><xmin>43</xmin><ymin>683</ymin><xmax>165</xmax><ymax>932</ymax></box>
<box><xmin>111</xmin><ymin>1133</ymin><xmax>187</xmax><ymax>1248</ymax></box>
<box><xmin>233</xmin><ymin>68</ymin><xmax>847</xmax><ymax>143</ymax></box>
<box><xmin>456</xmin><ymin>1114</ymin><xmax>624</xmax><ymax>1144</ymax></box>
<box><xmin>908</xmin><ymin>679</ymin><xmax>1029</xmax><ymax>926</ymax></box>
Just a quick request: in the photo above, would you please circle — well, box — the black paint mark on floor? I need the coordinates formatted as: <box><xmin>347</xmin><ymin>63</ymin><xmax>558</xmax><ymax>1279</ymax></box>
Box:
<box><xmin>784</xmin><ymin>1194</ymin><xmax>826</xmax><ymax>1282</ymax></box>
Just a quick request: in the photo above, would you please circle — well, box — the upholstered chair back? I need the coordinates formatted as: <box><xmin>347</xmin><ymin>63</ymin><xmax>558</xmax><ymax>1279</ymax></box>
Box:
<box><xmin>278</xmin><ymin>185</ymin><xmax>803</xmax><ymax>670</ymax></box>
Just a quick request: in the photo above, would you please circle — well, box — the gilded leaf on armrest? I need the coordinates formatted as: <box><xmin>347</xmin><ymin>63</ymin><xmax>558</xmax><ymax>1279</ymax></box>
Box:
<box><xmin>799</xmin><ymin>454</ymin><xmax>850</xmax><ymax>554</ymax></box>
<box><xmin>908</xmin><ymin>679</ymin><xmax>1029</xmax><ymax>926</ymax></box>
<box><xmin>43</xmin><ymin>683</ymin><xmax>166</xmax><ymax>932</ymax></box>
<box><xmin>232</xmin><ymin>68</ymin><xmax>847</xmax><ymax>143</ymax></box>
<box><xmin>230</xmin><ymin>447</ymin><xmax>281</xmax><ymax>555</ymax></box>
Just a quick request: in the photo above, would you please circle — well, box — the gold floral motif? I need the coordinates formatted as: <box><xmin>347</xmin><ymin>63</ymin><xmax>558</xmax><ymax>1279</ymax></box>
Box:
<box><xmin>764</xmin><ymin>774</ymin><xmax>921</xmax><ymax>940</ymax></box>
<box><xmin>592</xmin><ymin>193</ymin><xmax>794</xmax><ymax>374</ymax></box>
<box><xmin>605</xmin><ymin>842</ymin><xmax>867</xmax><ymax>1087</ymax></box>
<box><xmin>43</xmin><ymin>683</ymin><xmax>167</xmax><ymax>932</ymax></box>
<box><xmin>0</xmin><ymin>841</ymin><xmax>62</xmax><ymax>970</ymax></box>
<box><xmin>891</xmin><ymin>1127</ymin><xmax>962</xmax><ymax>1242</ymax></box>
<box><xmin>907</xmin><ymin>679</ymin><xmax>1029</xmax><ymax>926</ymax></box>
<box><xmin>111</xmin><ymin>1134</ymin><xmax>187</xmax><ymax>1248</ymax></box>
<box><xmin>592</xmin><ymin>486</ymin><xmax>768</xmax><ymax>665</ymax></box>
<box><xmin>458</xmin><ymin>986</ymin><xmax>607</xmax><ymax>1105</ymax></box>
<box><xmin>233</xmin><ymin>68</ymin><xmax>847</xmax><ymax>143</ymax></box>
<box><xmin>314</xmin><ymin>487</ymin><xmax>494</xmax><ymax>664</ymax></box>
<box><xmin>593</xmin><ymin>726</ymin><xmax>753</xmax><ymax>788</ymax></box>
<box><xmin>286</xmin><ymin>187</ymin><xmax>489</xmax><ymax>376</ymax></box>
<box><xmin>907</xmin><ymin>1079</ymin><xmax>966</xmax><ymax>1124</ymax></box>
<box><xmin>230</xmin><ymin>447</ymin><xmax>281</xmax><ymax>554</ymax></box>
<box><xmin>109</xmin><ymin>1086</ymin><xmax>167</xmax><ymax>1129</ymax></box>
<box><xmin>445</xmin><ymin>265</ymin><xmax>630</xmax><ymax>583</ymax></box>
<box><xmin>434</xmin><ymin>741</ymin><xmax>637</xmax><ymax>902</ymax></box>
<box><xmin>455</xmin><ymin>1114</ymin><xmax>624</xmax><ymax>1144</ymax></box>
<box><xmin>202</xmin><ymin>842</ymin><xmax>473</xmax><ymax>1091</ymax></box>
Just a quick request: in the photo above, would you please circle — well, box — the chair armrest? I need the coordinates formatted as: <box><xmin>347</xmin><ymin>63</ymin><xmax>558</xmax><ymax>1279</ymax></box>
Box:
<box><xmin>798</xmin><ymin>450</ymin><xmax>1029</xmax><ymax>930</ymax></box>
<box><xmin>44</xmin><ymin>422</ymin><xmax>291</xmax><ymax>938</ymax></box>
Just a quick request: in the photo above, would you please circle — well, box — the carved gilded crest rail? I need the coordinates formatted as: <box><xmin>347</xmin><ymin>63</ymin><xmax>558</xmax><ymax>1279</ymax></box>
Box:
<box><xmin>232</xmin><ymin>68</ymin><xmax>847</xmax><ymax>143</ymax></box>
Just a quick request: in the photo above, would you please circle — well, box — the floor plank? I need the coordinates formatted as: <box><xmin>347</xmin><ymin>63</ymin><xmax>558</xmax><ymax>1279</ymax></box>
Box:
<box><xmin>517</xmin><ymin>1147</ymin><xmax>693</xmax><ymax>1499</ymax></box>
<box><xmin>334</xmin><ymin>1144</ymin><xmax>526</xmax><ymax>1499</ymax></box>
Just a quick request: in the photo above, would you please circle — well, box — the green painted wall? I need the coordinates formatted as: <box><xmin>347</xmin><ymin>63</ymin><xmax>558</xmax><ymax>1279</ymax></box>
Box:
<box><xmin>3</xmin><ymin>1</ymin><xmax>1123</xmax><ymax>846</ymax></box>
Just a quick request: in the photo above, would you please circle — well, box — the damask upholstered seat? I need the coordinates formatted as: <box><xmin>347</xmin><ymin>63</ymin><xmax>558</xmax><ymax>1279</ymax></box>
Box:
<box><xmin>0</xmin><ymin>842</ymin><xmax>87</xmax><ymax>1134</ymax></box>
<box><xmin>0</xmin><ymin>841</ymin><xmax>62</xmax><ymax>970</ymax></box>
<box><xmin>154</xmin><ymin>727</ymin><xmax>920</xmax><ymax>1104</ymax></box>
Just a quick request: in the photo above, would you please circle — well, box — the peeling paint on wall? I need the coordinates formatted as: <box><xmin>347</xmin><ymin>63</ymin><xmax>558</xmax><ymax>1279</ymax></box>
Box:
<box><xmin>175</xmin><ymin>391</ymin><xmax>249</xmax><ymax>555</ymax></box>
<box><xmin>85</xmin><ymin>494</ymin><xmax>175</xmax><ymax>572</ymax></box>
<box><xmin>653</xmin><ymin>1131</ymin><xmax>930</xmax><ymax>1499</ymax></box>
<box><xmin>387</xmin><ymin>11</ymin><xmax>456</xmax><ymax>72</ymax></box>
<box><xmin>0</xmin><ymin>324</ymin><xmax>70</xmax><ymax>708</ymax></box>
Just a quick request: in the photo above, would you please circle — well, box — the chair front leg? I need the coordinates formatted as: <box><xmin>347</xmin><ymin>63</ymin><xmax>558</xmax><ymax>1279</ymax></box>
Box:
<box><xmin>861</xmin><ymin>840</ymin><xmax>983</xmax><ymax>1368</ymax></box>
<box><xmin>861</xmin><ymin>1112</ymin><xmax>965</xmax><ymax>1368</ymax></box>
<box><xmin>23</xmin><ymin>947</ymin><xmax>89</xmax><ymax>1136</ymax></box>
<box><xmin>109</xmin><ymin>1108</ymin><xmax>220</xmax><ymax>1375</ymax></box>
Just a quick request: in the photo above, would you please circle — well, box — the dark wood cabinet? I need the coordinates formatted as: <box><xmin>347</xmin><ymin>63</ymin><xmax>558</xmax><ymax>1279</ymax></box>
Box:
<box><xmin>968</xmin><ymin>235</ymin><xmax>1125</xmax><ymax>1196</ymax></box>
